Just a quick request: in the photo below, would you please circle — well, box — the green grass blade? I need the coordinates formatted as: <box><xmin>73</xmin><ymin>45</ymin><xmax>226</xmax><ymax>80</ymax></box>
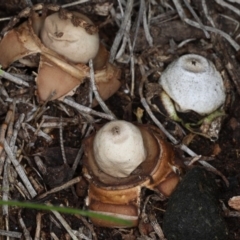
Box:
<box><xmin>0</xmin><ymin>200</ymin><xmax>132</xmax><ymax>226</ymax></box>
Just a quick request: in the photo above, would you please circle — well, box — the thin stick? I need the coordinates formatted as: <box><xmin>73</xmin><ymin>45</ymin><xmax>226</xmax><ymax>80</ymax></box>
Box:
<box><xmin>62</xmin><ymin>98</ymin><xmax>115</xmax><ymax>120</ymax></box>
<box><xmin>2</xmin><ymin>162</ymin><xmax>9</xmax><ymax>217</ymax></box>
<box><xmin>202</xmin><ymin>0</ymin><xmax>215</xmax><ymax>27</ymax></box>
<box><xmin>37</xmin><ymin>177</ymin><xmax>82</xmax><ymax>199</ymax></box>
<box><xmin>109</xmin><ymin>0</ymin><xmax>134</xmax><ymax>62</ymax></box>
<box><xmin>59</xmin><ymin>116</ymin><xmax>67</xmax><ymax>165</ymax></box>
<box><xmin>132</xmin><ymin>0</ymin><xmax>144</xmax><ymax>50</ymax></box>
<box><xmin>22</xmin><ymin>123</ymin><xmax>52</xmax><ymax>143</ymax></box>
<box><xmin>143</xmin><ymin>1</ymin><xmax>153</xmax><ymax>46</ymax></box>
<box><xmin>0</xmin><ymin>68</ymin><xmax>29</xmax><ymax>87</ymax></box>
<box><xmin>186</xmin><ymin>19</ymin><xmax>240</xmax><ymax>51</ymax></box>
<box><xmin>0</xmin><ymin>230</ymin><xmax>22</xmax><ymax>239</ymax></box>
<box><xmin>71</xmin><ymin>124</ymin><xmax>93</xmax><ymax>177</ymax></box>
<box><xmin>0</xmin><ymin>17</ymin><xmax>11</xmax><ymax>22</ymax></box>
<box><xmin>34</xmin><ymin>213</ymin><xmax>42</xmax><ymax>240</ymax></box>
<box><xmin>215</xmin><ymin>0</ymin><xmax>240</xmax><ymax>16</ymax></box>
<box><xmin>89</xmin><ymin>59</ymin><xmax>116</xmax><ymax>118</ymax></box>
<box><xmin>18</xmin><ymin>209</ymin><xmax>33</xmax><ymax>240</ymax></box>
<box><xmin>50</xmin><ymin>208</ymin><xmax>78</xmax><ymax>240</ymax></box>
<box><xmin>4</xmin><ymin>140</ymin><xmax>37</xmax><ymax>198</ymax></box>
<box><xmin>10</xmin><ymin>113</ymin><xmax>25</xmax><ymax>149</ymax></box>
<box><xmin>172</xmin><ymin>0</ymin><xmax>240</xmax><ymax>51</ymax></box>
<box><xmin>183</xmin><ymin>0</ymin><xmax>210</xmax><ymax>38</ymax></box>
<box><xmin>62</xmin><ymin>0</ymin><xmax>89</xmax><ymax>8</ymax></box>
<box><xmin>149</xmin><ymin>214</ymin><xmax>166</xmax><ymax>240</ymax></box>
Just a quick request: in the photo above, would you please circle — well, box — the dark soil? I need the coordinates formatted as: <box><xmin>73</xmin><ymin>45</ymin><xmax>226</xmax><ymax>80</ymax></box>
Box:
<box><xmin>0</xmin><ymin>0</ymin><xmax>240</xmax><ymax>239</ymax></box>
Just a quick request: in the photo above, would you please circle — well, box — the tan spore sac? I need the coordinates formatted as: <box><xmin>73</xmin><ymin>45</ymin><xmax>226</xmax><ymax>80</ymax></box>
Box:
<box><xmin>159</xmin><ymin>54</ymin><xmax>226</xmax><ymax>115</ymax></box>
<box><xmin>40</xmin><ymin>12</ymin><xmax>100</xmax><ymax>64</ymax></box>
<box><xmin>82</xmin><ymin>121</ymin><xmax>182</xmax><ymax>228</ymax></box>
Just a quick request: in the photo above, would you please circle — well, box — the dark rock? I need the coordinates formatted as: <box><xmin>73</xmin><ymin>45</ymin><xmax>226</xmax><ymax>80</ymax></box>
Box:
<box><xmin>163</xmin><ymin>167</ymin><xmax>228</xmax><ymax>240</ymax></box>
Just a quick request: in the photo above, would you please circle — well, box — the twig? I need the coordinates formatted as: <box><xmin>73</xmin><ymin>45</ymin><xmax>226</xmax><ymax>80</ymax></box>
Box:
<box><xmin>115</xmin><ymin>18</ymin><xmax>131</xmax><ymax>60</ymax></box>
<box><xmin>149</xmin><ymin>214</ymin><xmax>166</xmax><ymax>240</ymax></box>
<box><xmin>183</xmin><ymin>0</ymin><xmax>210</xmax><ymax>38</ymax></box>
<box><xmin>62</xmin><ymin>0</ymin><xmax>89</xmax><ymax>8</ymax></box>
<box><xmin>18</xmin><ymin>209</ymin><xmax>33</xmax><ymax>240</ymax></box>
<box><xmin>0</xmin><ymin>17</ymin><xmax>11</xmax><ymax>22</ymax></box>
<box><xmin>10</xmin><ymin>113</ymin><xmax>25</xmax><ymax>149</ymax></box>
<box><xmin>143</xmin><ymin>1</ymin><xmax>153</xmax><ymax>46</ymax></box>
<box><xmin>4</xmin><ymin>140</ymin><xmax>37</xmax><ymax>198</ymax></box>
<box><xmin>75</xmin><ymin>214</ymin><xmax>97</xmax><ymax>240</ymax></box>
<box><xmin>110</xmin><ymin>0</ymin><xmax>134</xmax><ymax>62</ymax></box>
<box><xmin>0</xmin><ymin>68</ymin><xmax>29</xmax><ymax>87</ymax></box>
<box><xmin>172</xmin><ymin>0</ymin><xmax>240</xmax><ymax>51</ymax></box>
<box><xmin>15</xmin><ymin>181</ymin><xmax>31</xmax><ymax>200</ymax></box>
<box><xmin>132</xmin><ymin>0</ymin><xmax>144</xmax><ymax>49</ymax></box>
<box><xmin>71</xmin><ymin>124</ymin><xmax>93</xmax><ymax>177</ymax></box>
<box><xmin>34</xmin><ymin>213</ymin><xmax>42</xmax><ymax>240</ymax></box>
<box><xmin>62</xmin><ymin>98</ymin><xmax>115</xmax><ymax>120</ymax></box>
<box><xmin>2</xmin><ymin>162</ymin><xmax>9</xmax><ymax>215</ymax></box>
<box><xmin>215</xmin><ymin>0</ymin><xmax>240</xmax><ymax>16</ymax></box>
<box><xmin>50</xmin><ymin>208</ymin><xmax>78</xmax><ymax>240</ymax></box>
<box><xmin>89</xmin><ymin>59</ymin><xmax>116</xmax><ymax>118</ymax></box>
<box><xmin>28</xmin><ymin>175</ymin><xmax>44</xmax><ymax>194</ymax></box>
<box><xmin>59</xmin><ymin>116</ymin><xmax>67</xmax><ymax>165</ymax></box>
<box><xmin>0</xmin><ymin>230</ymin><xmax>22</xmax><ymax>238</ymax></box>
<box><xmin>202</xmin><ymin>0</ymin><xmax>215</xmax><ymax>27</ymax></box>
<box><xmin>37</xmin><ymin>177</ymin><xmax>82</xmax><ymax>199</ymax></box>
<box><xmin>21</xmin><ymin>123</ymin><xmax>52</xmax><ymax>143</ymax></box>
<box><xmin>34</xmin><ymin>156</ymin><xmax>47</xmax><ymax>175</ymax></box>
<box><xmin>50</xmin><ymin>232</ymin><xmax>60</xmax><ymax>240</ymax></box>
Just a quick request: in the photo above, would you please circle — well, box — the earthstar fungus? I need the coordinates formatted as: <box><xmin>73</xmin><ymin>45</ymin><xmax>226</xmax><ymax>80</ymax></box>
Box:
<box><xmin>158</xmin><ymin>54</ymin><xmax>226</xmax><ymax>139</ymax></box>
<box><xmin>83</xmin><ymin>120</ymin><xmax>181</xmax><ymax>227</ymax></box>
<box><xmin>0</xmin><ymin>5</ymin><xmax>121</xmax><ymax>102</ymax></box>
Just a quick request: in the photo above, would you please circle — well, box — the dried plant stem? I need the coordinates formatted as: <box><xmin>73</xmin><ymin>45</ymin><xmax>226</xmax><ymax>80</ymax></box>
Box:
<box><xmin>15</xmin><ymin>181</ymin><xmax>31</xmax><ymax>199</ymax></box>
<box><xmin>110</xmin><ymin>0</ymin><xmax>134</xmax><ymax>62</ymax></box>
<box><xmin>62</xmin><ymin>98</ymin><xmax>115</xmax><ymax>120</ymax></box>
<box><xmin>22</xmin><ymin>123</ymin><xmax>52</xmax><ymax>142</ymax></box>
<box><xmin>62</xmin><ymin>0</ymin><xmax>89</xmax><ymax>8</ymax></box>
<box><xmin>75</xmin><ymin>214</ymin><xmax>97</xmax><ymax>240</ymax></box>
<box><xmin>0</xmin><ymin>68</ymin><xmax>29</xmax><ymax>87</ymax></box>
<box><xmin>50</xmin><ymin>208</ymin><xmax>78</xmax><ymax>240</ymax></box>
<box><xmin>34</xmin><ymin>213</ymin><xmax>42</xmax><ymax>240</ymax></box>
<box><xmin>143</xmin><ymin>1</ymin><xmax>153</xmax><ymax>46</ymax></box>
<box><xmin>2</xmin><ymin>162</ymin><xmax>9</xmax><ymax>216</ymax></box>
<box><xmin>172</xmin><ymin>0</ymin><xmax>240</xmax><ymax>51</ymax></box>
<box><xmin>4</xmin><ymin>141</ymin><xmax>37</xmax><ymax>198</ymax></box>
<box><xmin>183</xmin><ymin>0</ymin><xmax>210</xmax><ymax>38</ymax></box>
<box><xmin>18</xmin><ymin>209</ymin><xmax>32</xmax><ymax>240</ymax></box>
<box><xmin>149</xmin><ymin>214</ymin><xmax>166</xmax><ymax>240</ymax></box>
<box><xmin>132</xmin><ymin>0</ymin><xmax>144</xmax><ymax>49</ymax></box>
<box><xmin>89</xmin><ymin>59</ymin><xmax>116</xmax><ymax>118</ymax></box>
<box><xmin>202</xmin><ymin>0</ymin><xmax>215</xmax><ymax>27</ymax></box>
<box><xmin>71</xmin><ymin>124</ymin><xmax>92</xmax><ymax>177</ymax></box>
<box><xmin>0</xmin><ymin>230</ymin><xmax>22</xmax><ymax>239</ymax></box>
<box><xmin>0</xmin><ymin>17</ymin><xmax>11</xmax><ymax>22</ymax></box>
<box><xmin>37</xmin><ymin>177</ymin><xmax>82</xmax><ymax>199</ymax></box>
<box><xmin>59</xmin><ymin>116</ymin><xmax>67</xmax><ymax>165</ymax></box>
<box><xmin>50</xmin><ymin>232</ymin><xmax>60</xmax><ymax>240</ymax></box>
<box><xmin>10</xmin><ymin>114</ymin><xmax>25</xmax><ymax>149</ymax></box>
<box><xmin>215</xmin><ymin>0</ymin><xmax>240</xmax><ymax>16</ymax></box>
